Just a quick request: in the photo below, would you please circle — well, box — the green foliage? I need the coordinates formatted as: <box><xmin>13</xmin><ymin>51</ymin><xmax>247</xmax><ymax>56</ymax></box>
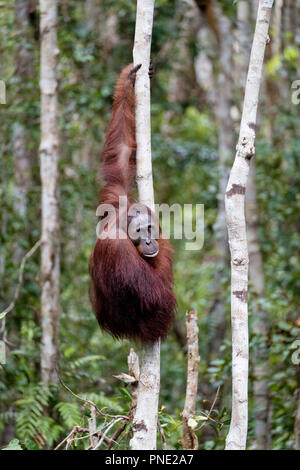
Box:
<box><xmin>265</xmin><ymin>55</ymin><xmax>282</xmax><ymax>78</ymax></box>
<box><xmin>69</xmin><ymin>355</ymin><xmax>106</xmax><ymax>370</ymax></box>
<box><xmin>79</xmin><ymin>392</ymin><xmax>124</xmax><ymax>413</ymax></box>
<box><xmin>2</xmin><ymin>438</ymin><xmax>23</xmax><ymax>450</ymax></box>
<box><xmin>55</xmin><ymin>402</ymin><xmax>81</xmax><ymax>429</ymax></box>
<box><xmin>14</xmin><ymin>385</ymin><xmax>62</xmax><ymax>448</ymax></box>
<box><xmin>284</xmin><ymin>46</ymin><xmax>299</xmax><ymax>66</ymax></box>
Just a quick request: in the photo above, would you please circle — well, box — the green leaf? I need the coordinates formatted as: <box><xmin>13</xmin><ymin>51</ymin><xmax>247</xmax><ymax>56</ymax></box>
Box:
<box><xmin>187</xmin><ymin>417</ymin><xmax>198</xmax><ymax>429</ymax></box>
<box><xmin>284</xmin><ymin>46</ymin><xmax>299</xmax><ymax>65</ymax></box>
<box><xmin>2</xmin><ymin>439</ymin><xmax>23</xmax><ymax>450</ymax></box>
<box><xmin>278</xmin><ymin>321</ymin><xmax>292</xmax><ymax>332</ymax></box>
<box><xmin>195</xmin><ymin>415</ymin><xmax>209</xmax><ymax>422</ymax></box>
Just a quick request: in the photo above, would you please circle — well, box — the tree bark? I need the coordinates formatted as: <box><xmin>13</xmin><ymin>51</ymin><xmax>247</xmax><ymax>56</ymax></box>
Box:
<box><xmin>237</xmin><ymin>1</ymin><xmax>251</xmax><ymax>89</ymax></box>
<box><xmin>182</xmin><ymin>311</ymin><xmax>200</xmax><ymax>450</ymax></box>
<box><xmin>280</xmin><ymin>0</ymin><xmax>294</xmax><ymax>104</ymax></box>
<box><xmin>247</xmin><ymin>163</ymin><xmax>270</xmax><ymax>449</ymax></box>
<box><xmin>283</xmin><ymin>0</ymin><xmax>293</xmax><ymax>47</ymax></box>
<box><xmin>295</xmin><ymin>388</ymin><xmax>300</xmax><ymax>450</ymax></box>
<box><xmin>210</xmin><ymin>3</ymin><xmax>233</xmax><ymax>358</ymax></box>
<box><xmin>40</xmin><ymin>0</ymin><xmax>60</xmax><ymax>386</ymax></box>
<box><xmin>271</xmin><ymin>0</ymin><xmax>283</xmax><ymax>57</ymax></box>
<box><xmin>194</xmin><ymin>13</ymin><xmax>216</xmax><ymax>107</ymax></box>
<box><xmin>130</xmin><ymin>0</ymin><xmax>159</xmax><ymax>451</ymax></box>
<box><xmin>296</xmin><ymin>0</ymin><xmax>300</xmax><ymax>77</ymax></box>
<box><xmin>237</xmin><ymin>1</ymin><xmax>270</xmax><ymax>451</ymax></box>
<box><xmin>13</xmin><ymin>0</ymin><xmax>35</xmax><ymax>246</ymax></box>
<box><xmin>195</xmin><ymin>0</ymin><xmax>233</xmax><ymax>358</ymax></box>
<box><xmin>86</xmin><ymin>0</ymin><xmax>119</xmax><ymax>60</ymax></box>
<box><xmin>168</xmin><ymin>0</ymin><xmax>198</xmax><ymax>105</ymax></box>
<box><xmin>225</xmin><ymin>0</ymin><xmax>274</xmax><ymax>450</ymax></box>
<box><xmin>251</xmin><ymin>0</ymin><xmax>259</xmax><ymax>20</ymax></box>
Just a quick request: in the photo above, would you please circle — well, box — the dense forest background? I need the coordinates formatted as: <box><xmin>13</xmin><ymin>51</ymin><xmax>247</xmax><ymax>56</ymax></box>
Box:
<box><xmin>0</xmin><ymin>0</ymin><xmax>299</xmax><ymax>450</ymax></box>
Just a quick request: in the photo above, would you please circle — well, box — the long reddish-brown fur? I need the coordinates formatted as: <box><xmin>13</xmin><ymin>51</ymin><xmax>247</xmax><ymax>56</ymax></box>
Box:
<box><xmin>89</xmin><ymin>64</ymin><xmax>176</xmax><ymax>343</ymax></box>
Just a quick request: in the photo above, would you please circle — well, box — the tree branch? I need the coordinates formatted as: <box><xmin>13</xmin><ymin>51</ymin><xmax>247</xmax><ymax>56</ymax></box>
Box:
<box><xmin>130</xmin><ymin>0</ymin><xmax>159</xmax><ymax>451</ymax></box>
<box><xmin>225</xmin><ymin>0</ymin><xmax>274</xmax><ymax>450</ymax></box>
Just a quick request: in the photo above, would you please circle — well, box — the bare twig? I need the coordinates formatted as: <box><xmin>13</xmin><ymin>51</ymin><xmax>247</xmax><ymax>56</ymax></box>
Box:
<box><xmin>57</xmin><ymin>350</ymin><xmax>141</xmax><ymax>451</ymax></box>
<box><xmin>207</xmin><ymin>385</ymin><xmax>220</xmax><ymax>418</ymax></box>
<box><xmin>54</xmin><ymin>427</ymin><xmax>77</xmax><ymax>450</ymax></box>
<box><xmin>107</xmin><ymin>420</ymin><xmax>129</xmax><ymax>450</ymax></box>
<box><xmin>0</xmin><ymin>239</ymin><xmax>41</xmax><ymax>318</ymax></box>
<box><xmin>92</xmin><ymin>417</ymin><xmax>124</xmax><ymax>450</ymax></box>
<box><xmin>197</xmin><ymin>386</ymin><xmax>220</xmax><ymax>432</ymax></box>
<box><xmin>72</xmin><ymin>430</ymin><xmax>114</xmax><ymax>449</ymax></box>
<box><xmin>158</xmin><ymin>419</ymin><xmax>167</xmax><ymax>450</ymax></box>
<box><xmin>54</xmin><ymin>426</ymin><xmax>114</xmax><ymax>450</ymax></box>
<box><xmin>57</xmin><ymin>370</ymin><xmax>127</xmax><ymax>420</ymax></box>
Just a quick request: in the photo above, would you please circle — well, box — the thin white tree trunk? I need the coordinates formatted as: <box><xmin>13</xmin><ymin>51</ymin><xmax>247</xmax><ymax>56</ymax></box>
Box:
<box><xmin>237</xmin><ymin>1</ymin><xmax>251</xmax><ymax>89</ymax></box>
<box><xmin>130</xmin><ymin>0</ymin><xmax>159</xmax><ymax>451</ymax></box>
<box><xmin>40</xmin><ymin>0</ymin><xmax>60</xmax><ymax>386</ymax></box>
<box><xmin>182</xmin><ymin>311</ymin><xmax>200</xmax><ymax>450</ymax></box>
<box><xmin>237</xmin><ymin>1</ymin><xmax>270</xmax><ymax>450</ymax></box>
<box><xmin>251</xmin><ymin>0</ymin><xmax>259</xmax><ymax>20</ymax></box>
<box><xmin>225</xmin><ymin>0</ymin><xmax>274</xmax><ymax>450</ymax></box>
